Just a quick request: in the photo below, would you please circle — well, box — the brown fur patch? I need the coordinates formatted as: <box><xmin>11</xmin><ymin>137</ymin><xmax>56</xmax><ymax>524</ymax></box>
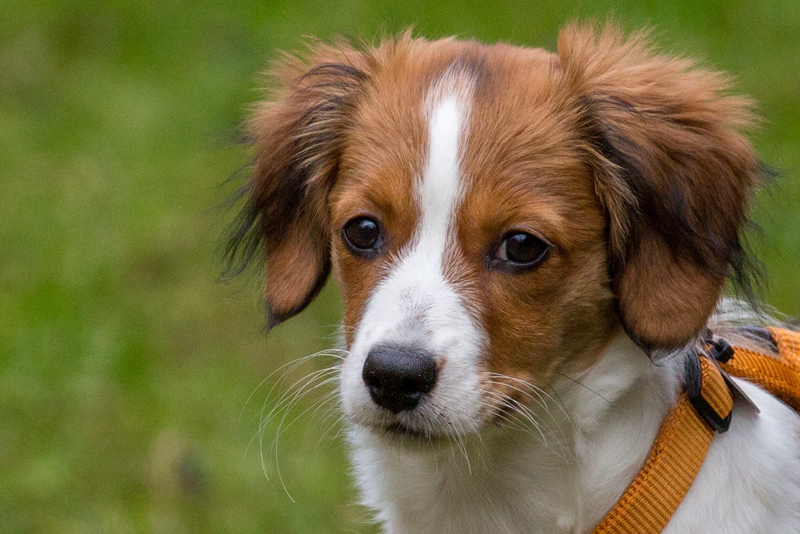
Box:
<box><xmin>450</xmin><ymin>42</ymin><xmax>619</xmax><ymax>392</ymax></box>
<box><xmin>559</xmin><ymin>23</ymin><xmax>761</xmax><ymax>350</ymax></box>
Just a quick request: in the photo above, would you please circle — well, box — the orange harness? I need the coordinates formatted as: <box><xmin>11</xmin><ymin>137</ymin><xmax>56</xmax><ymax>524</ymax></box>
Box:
<box><xmin>592</xmin><ymin>327</ymin><xmax>800</xmax><ymax>534</ymax></box>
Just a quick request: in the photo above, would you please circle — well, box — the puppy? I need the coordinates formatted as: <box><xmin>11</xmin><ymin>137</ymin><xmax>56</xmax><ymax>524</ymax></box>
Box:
<box><xmin>229</xmin><ymin>24</ymin><xmax>800</xmax><ymax>533</ymax></box>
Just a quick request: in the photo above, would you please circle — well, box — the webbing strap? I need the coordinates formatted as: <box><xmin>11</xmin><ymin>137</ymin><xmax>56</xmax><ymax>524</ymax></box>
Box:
<box><xmin>721</xmin><ymin>327</ymin><xmax>800</xmax><ymax>412</ymax></box>
<box><xmin>592</xmin><ymin>327</ymin><xmax>800</xmax><ymax>534</ymax></box>
<box><xmin>591</xmin><ymin>356</ymin><xmax>733</xmax><ymax>534</ymax></box>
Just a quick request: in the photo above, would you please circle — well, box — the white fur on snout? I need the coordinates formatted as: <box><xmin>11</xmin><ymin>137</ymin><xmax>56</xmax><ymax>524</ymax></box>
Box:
<box><xmin>339</xmin><ymin>77</ymin><xmax>486</xmax><ymax>435</ymax></box>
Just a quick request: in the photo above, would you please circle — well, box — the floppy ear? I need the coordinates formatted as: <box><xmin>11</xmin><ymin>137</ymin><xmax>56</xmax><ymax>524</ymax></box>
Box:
<box><xmin>228</xmin><ymin>41</ymin><xmax>371</xmax><ymax>328</ymax></box>
<box><xmin>559</xmin><ymin>24</ymin><xmax>762</xmax><ymax>350</ymax></box>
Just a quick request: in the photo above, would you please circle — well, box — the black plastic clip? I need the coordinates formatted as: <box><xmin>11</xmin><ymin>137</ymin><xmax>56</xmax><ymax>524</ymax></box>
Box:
<box><xmin>710</xmin><ymin>338</ymin><xmax>735</xmax><ymax>364</ymax></box>
<box><xmin>685</xmin><ymin>348</ymin><xmax>732</xmax><ymax>433</ymax></box>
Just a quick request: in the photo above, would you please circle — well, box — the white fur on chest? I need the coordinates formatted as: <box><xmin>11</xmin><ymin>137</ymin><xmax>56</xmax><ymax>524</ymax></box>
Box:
<box><xmin>350</xmin><ymin>426</ymin><xmax>575</xmax><ymax>534</ymax></box>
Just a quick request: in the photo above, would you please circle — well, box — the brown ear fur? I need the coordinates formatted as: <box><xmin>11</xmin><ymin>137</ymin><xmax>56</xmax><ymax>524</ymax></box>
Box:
<box><xmin>228</xmin><ymin>40</ymin><xmax>372</xmax><ymax>327</ymax></box>
<box><xmin>559</xmin><ymin>24</ymin><xmax>762</xmax><ymax>350</ymax></box>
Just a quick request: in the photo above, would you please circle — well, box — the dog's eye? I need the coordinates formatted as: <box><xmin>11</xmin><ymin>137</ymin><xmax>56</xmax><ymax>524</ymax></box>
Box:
<box><xmin>490</xmin><ymin>231</ymin><xmax>550</xmax><ymax>273</ymax></box>
<box><xmin>343</xmin><ymin>217</ymin><xmax>383</xmax><ymax>255</ymax></box>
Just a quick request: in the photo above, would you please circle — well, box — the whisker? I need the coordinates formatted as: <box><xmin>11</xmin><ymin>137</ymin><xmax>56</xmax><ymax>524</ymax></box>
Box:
<box><xmin>491</xmin><ymin>392</ymin><xmax>575</xmax><ymax>462</ymax></box>
<box><xmin>317</xmin><ymin>410</ymin><xmax>346</xmax><ymax>445</ymax></box>
<box><xmin>483</xmin><ymin>390</ymin><xmax>549</xmax><ymax>447</ymax></box>
<box><xmin>481</xmin><ymin>389</ymin><xmax>574</xmax><ymax>463</ymax></box>
<box><xmin>247</xmin><ymin>350</ymin><xmax>344</xmax><ymax>417</ymax></box>
<box><xmin>268</xmin><ymin>373</ymin><xmax>340</xmax><ymax>445</ymax></box>
<box><xmin>487</xmin><ymin>372</ymin><xmax>577</xmax><ymax>440</ymax></box>
<box><xmin>268</xmin><ymin>371</ymin><xmax>340</xmax><ymax>502</ymax></box>
<box><xmin>248</xmin><ymin>347</ymin><xmax>347</xmax><ymax>500</ymax></box>
<box><xmin>554</xmin><ymin>370</ymin><xmax>613</xmax><ymax>405</ymax></box>
<box><xmin>247</xmin><ymin>364</ymin><xmax>338</xmax><ymax>456</ymax></box>
<box><xmin>260</xmin><ymin>368</ymin><xmax>339</xmax><ymax>437</ymax></box>
<box><xmin>242</xmin><ymin>351</ymin><xmax>342</xmax><ymax>421</ymax></box>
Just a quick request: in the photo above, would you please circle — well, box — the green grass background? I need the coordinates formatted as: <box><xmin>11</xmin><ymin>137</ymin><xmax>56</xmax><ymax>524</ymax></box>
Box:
<box><xmin>2</xmin><ymin>0</ymin><xmax>799</xmax><ymax>532</ymax></box>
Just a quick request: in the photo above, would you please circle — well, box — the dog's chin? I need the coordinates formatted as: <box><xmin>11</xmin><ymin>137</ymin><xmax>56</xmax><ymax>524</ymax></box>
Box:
<box><xmin>355</xmin><ymin>410</ymin><xmax>508</xmax><ymax>452</ymax></box>
<box><xmin>352</xmin><ymin>414</ymin><xmax>482</xmax><ymax>450</ymax></box>
<box><xmin>359</xmin><ymin>420</ymin><xmax>448</xmax><ymax>449</ymax></box>
<box><xmin>360</xmin><ymin>421</ymin><xmax>444</xmax><ymax>445</ymax></box>
<box><xmin>385</xmin><ymin>422</ymin><xmax>443</xmax><ymax>443</ymax></box>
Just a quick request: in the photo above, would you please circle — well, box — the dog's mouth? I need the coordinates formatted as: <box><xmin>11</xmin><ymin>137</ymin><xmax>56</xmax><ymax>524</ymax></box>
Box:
<box><xmin>385</xmin><ymin>421</ymin><xmax>429</xmax><ymax>438</ymax></box>
<box><xmin>376</xmin><ymin>421</ymin><xmax>430</xmax><ymax>440</ymax></box>
<box><xmin>366</xmin><ymin>420</ymin><xmax>447</xmax><ymax>445</ymax></box>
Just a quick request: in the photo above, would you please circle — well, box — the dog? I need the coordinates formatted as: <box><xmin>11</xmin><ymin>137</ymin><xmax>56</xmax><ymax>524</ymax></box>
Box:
<box><xmin>228</xmin><ymin>23</ymin><xmax>800</xmax><ymax>533</ymax></box>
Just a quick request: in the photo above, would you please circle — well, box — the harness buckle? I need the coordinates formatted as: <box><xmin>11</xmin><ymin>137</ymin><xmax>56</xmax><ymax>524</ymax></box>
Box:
<box><xmin>685</xmin><ymin>348</ymin><xmax>734</xmax><ymax>433</ymax></box>
<box><xmin>710</xmin><ymin>338</ymin><xmax>735</xmax><ymax>363</ymax></box>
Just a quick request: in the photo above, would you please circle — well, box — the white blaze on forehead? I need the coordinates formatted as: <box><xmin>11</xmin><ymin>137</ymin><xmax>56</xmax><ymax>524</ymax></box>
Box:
<box><xmin>418</xmin><ymin>91</ymin><xmax>468</xmax><ymax>251</ymax></box>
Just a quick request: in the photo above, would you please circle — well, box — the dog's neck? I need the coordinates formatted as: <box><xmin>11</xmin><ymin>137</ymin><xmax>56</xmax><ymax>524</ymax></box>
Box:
<box><xmin>347</xmin><ymin>333</ymin><xmax>685</xmax><ymax>534</ymax></box>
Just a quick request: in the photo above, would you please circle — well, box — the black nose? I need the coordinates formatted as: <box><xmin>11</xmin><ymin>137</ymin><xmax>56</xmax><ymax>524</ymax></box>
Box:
<box><xmin>362</xmin><ymin>346</ymin><xmax>438</xmax><ymax>413</ymax></box>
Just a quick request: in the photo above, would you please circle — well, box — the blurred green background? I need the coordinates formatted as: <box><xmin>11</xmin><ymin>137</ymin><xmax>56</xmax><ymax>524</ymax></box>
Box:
<box><xmin>2</xmin><ymin>0</ymin><xmax>799</xmax><ymax>532</ymax></box>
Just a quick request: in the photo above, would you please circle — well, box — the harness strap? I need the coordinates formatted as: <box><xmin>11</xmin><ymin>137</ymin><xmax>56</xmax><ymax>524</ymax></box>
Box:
<box><xmin>721</xmin><ymin>327</ymin><xmax>800</xmax><ymax>412</ymax></box>
<box><xmin>591</xmin><ymin>355</ymin><xmax>733</xmax><ymax>534</ymax></box>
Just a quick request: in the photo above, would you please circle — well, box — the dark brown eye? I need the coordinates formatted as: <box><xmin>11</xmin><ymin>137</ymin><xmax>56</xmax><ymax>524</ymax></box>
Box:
<box><xmin>490</xmin><ymin>231</ymin><xmax>550</xmax><ymax>273</ymax></box>
<box><xmin>343</xmin><ymin>217</ymin><xmax>383</xmax><ymax>256</ymax></box>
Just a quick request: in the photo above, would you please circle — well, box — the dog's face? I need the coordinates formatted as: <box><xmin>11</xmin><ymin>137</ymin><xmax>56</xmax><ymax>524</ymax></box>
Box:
<box><xmin>330</xmin><ymin>51</ymin><xmax>617</xmax><ymax>438</ymax></box>
<box><xmin>234</xmin><ymin>26</ymin><xmax>760</xmax><ymax>442</ymax></box>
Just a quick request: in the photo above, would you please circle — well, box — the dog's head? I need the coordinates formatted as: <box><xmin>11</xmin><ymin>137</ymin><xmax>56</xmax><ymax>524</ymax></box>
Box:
<box><xmin>231</xmin><ymin>25</ymin><xmax>761</xmax><ymax>441</ymax></box>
